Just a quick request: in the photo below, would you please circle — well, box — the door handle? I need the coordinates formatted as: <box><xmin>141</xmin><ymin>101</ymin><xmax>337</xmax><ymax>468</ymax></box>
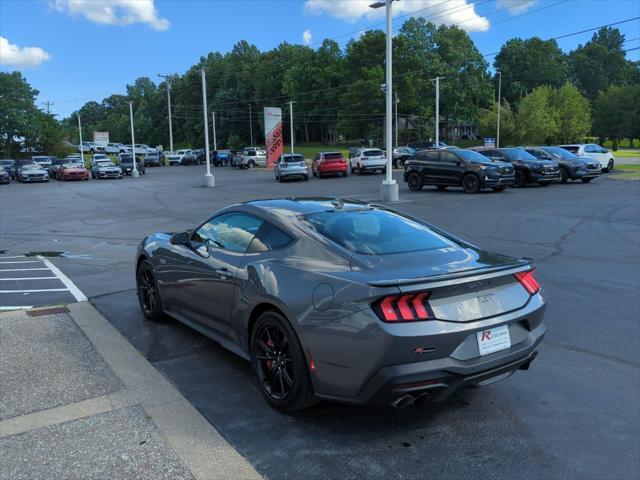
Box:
<box><xmin>215</xmin><ymin>267</ymin><xmax>230</xmax><ymax>277</ymax></box>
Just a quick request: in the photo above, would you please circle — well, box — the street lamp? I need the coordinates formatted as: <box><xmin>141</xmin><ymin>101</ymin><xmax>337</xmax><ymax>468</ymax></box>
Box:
<box><xmin>247</xmin><ymin>103</ymin><xmax>254</xmax><ymax>146</ymax></box>
<box><xmin>496</xmin><ymin>71</ymin><xmax>502</xmax><ymax>148</ymax></box>
<box><xmin>370</xmin><ymin>0</ymin><xmax>398</xmax><ymax>202</ymax></box>
<box><xmin>129</xmin><ymin>102</ymin><xmax>139</xmax><ymax>178</ymax></box>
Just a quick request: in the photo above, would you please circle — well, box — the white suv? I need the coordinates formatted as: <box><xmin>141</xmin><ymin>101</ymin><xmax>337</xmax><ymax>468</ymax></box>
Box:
<box><xmin>349</xmin><ymin>148</ymin><xmax>386</xmax><ymax>175</ymax></box>
<box><xmin>79</xmin><ymin>141</ymin><xmax>106</xmax><ymax>154</ymax></box>
<box><xmin>559</xmin><ymin>144</ymin><xmax>615</xmax><ymax>172</ymax></box>
<box><xmin>105</xmin><ymin>143</ymin><xmax>130</xmax><ymax>154</ymax></box>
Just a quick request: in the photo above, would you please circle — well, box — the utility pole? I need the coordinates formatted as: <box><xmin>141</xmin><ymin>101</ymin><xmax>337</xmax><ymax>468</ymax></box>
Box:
<box><xmin>247</xmin><ymin>104</ymin><xmax>254</xmax><ymax>146</ymax></box>
<box><xmin>158</xmin><ymin>74</ymin><xmax>175</xmax><ymax>153</ymax></box>
<box><xmin>77</xmin><ymin>113</ymin><xmax>84</xmax><ymax>166</ymax></box>
<box><xmin>370</xmin><ymin>0</ymin><xmax>398</xmax><ymax>202</ymax></box>
<box><xmin>43</xmin><ymin>101</ymin><xmax>54</xmax><ymax>114</ymax></box>
<box><xmin>289</xmin><ymin>100</ymin><xmax>294</xmax><ymax>153</ymax></box>
<box><xmin>129</xmin><ymin>102</ymin><xmax>139</xmax><ymax>178</ymax></box>
<box><xmin>212</xmin><ymin>112</ymin><xmax>217</xmax><ymax>151</ymax></box>
<box><xmin>435</xmin><ymin>76</ymin><xmax>442</xmax><ymax>148</ymax></box>
<box><xmin>496</xmin><ymin>71</ymin><xmax>502</xmax><ymax>148</ymax></box>
<box><xmin>394</xmin><ymin>92</ymin><xmax>399</xmax><ymax>148</ymax></box>
<box><xmin>202</xmin><ymin>69</ymin><xmax>214</xmax><ymax>187</ymax></box>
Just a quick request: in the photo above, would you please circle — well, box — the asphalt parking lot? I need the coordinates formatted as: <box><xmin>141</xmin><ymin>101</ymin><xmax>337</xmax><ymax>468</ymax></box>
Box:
<box><xmin>1</xmin><ymin>165</ymin><xmax>638</xmax><ymax>479</ymax></box>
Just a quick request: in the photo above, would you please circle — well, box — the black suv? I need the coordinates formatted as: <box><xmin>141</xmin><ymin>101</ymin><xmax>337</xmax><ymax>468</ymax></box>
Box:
<box><xmin>118</xmin><ymin>154</ymin><xmax>146</xmax><ymax>175</ymax></box>
<box><xmin>404</xmin><ymin>148</ymin><xmax>515</xmax><ymax>193</ymax></box>
<box><xmin>475</xmin><ymin>147</ymin><xmax>560</xmax><ymax>187</ymax></box>
<box><xmin>524</xmin><ymin>146</ymin><xmax>601</xmax><ymax>183</ymax></box>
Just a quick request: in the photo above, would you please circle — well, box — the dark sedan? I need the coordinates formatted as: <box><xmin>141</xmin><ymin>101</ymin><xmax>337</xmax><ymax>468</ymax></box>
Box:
<box><xmin>119</xmin><ymin>154</ymin><xmax>146</xmax><ymax>175</ymax></box>
<box><xmin>525</xmin><ymin>146</ymin><xmax>601</xmax><ymax>183</ymax></box>
<box><xmin>136</xmin><ymin>197</ymin><xmax>546</xmax><ymax>411</ymax></box>
<box><xmin>474</xmin><ymin>147</ymin><xmax>560</xmax><ymax>187</ymax></box>
<box><xmin>144</xmin><ymin>154</ymin><xmax>162</xmax><ymax>167</ymax></box>
<box><xmin>404</xmin><ymin>148</ymin><xmax>515</xmax><ymax>193</ymax></box>
<box><xmin>0</xmin><ymin>159</ymin><xmax>15</xmax><ymax>176</ymax></box>
<box><xmin>182</xmin><ymin>149</ymin><xmax>205</xmax><ymax>165</ymax></box>
<box><xmin>0</xmin><ymin>169</ymin><xmax>10</xmax><ymax>184</ymax></box>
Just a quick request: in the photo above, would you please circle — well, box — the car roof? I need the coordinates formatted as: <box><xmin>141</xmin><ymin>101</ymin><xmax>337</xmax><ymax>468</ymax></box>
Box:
<box><xmin>245</xmin><ymin>197</ymin><xmax>374</xmax><ymax>215</ymax></box>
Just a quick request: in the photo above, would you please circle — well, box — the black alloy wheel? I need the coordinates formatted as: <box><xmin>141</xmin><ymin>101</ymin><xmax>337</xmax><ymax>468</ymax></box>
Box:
<box><xmin>407</xmin><ymin>172</ymin><xmax>423</xmax><ymax>191</ymax></box>
<box><xmin>462</xmin><ymin>173</ymin><xmax>481</xmax><ymax>193</ymax></box>
<box><xmin>514</xmin><ymin>170</ymin><xmax>526</xmax><ymax>187</ymax></box>
<box><xmin>560</xmin><ymin>167</ymin><xmax>569</xmax><ymax>184</ymax></box>
<box><xmin>606</xmin><ymin>160</ymin><xmax>614</xmax><ymax>172</ymax></box>
<box><xmin>251</xmin><ymin>311</ymin><xmax>316</xmax><ymax>411</ymax></box>
<box><xmin>136</xmin><ymin>260</ymin><xmax>165</xmax><ymax>322</ymax></box>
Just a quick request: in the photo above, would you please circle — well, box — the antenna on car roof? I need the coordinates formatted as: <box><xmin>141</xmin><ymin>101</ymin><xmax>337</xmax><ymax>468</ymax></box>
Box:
<box><xmin>331</xmin><ymin>198</ymin><xmax>345</xmax><ymax>210</ymax></box>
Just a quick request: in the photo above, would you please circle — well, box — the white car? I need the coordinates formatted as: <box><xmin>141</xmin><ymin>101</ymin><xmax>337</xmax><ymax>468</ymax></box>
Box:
<box><xmin>131</xmin><ymin>144</ymin><xmax>157</xmax><ymax>155</ymax></box>
<box><xmin>165</xmin><ymin>151</ymin><xmax>185</xmax><ymax>166</ymax></box>
<box><xmin>349</xmin><ymin>148</ymin><xmax>387</xmax><ymax>175</ymax></box>
<box><xmin>79</xmin><ymin>142</ymin><xmax>106</xmax><ymax>154</ymax></box>
<box><xmin>239</xmin><ymin>148</ymin><xmax>267</xmax><ymax>169</ymax></box>
<box><xmin>559</xmin><ymin>144</ymin><xmax>615</xmax><ymax>172</ymax></box>
<box><xmin>105</xmin><ymin>143</ymin><xmax>131</xmax><ymax>154</ymax></box>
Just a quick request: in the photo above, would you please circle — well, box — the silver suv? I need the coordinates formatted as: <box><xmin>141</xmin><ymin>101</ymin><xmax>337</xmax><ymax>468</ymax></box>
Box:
<box><xmin>274</xmin><ymin>154</ymin><xmax>308</xmax><ymax>182</ymax></box>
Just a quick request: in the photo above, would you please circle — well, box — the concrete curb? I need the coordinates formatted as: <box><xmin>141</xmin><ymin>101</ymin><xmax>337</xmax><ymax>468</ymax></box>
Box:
<box><xmin>65</xmin><ymin>302</ymin><xmax>261</xmax><ymax>480</ymax></box>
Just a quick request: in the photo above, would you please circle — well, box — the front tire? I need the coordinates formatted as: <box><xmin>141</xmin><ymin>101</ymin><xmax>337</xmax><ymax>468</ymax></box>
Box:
<box><xmin>407</xmin><ymin>172</ymin><xmax>423</xmax><ymax>191</ymax></box>
<box><xmin>560</xmin><ymin>167</ymin><xmax>569</xmax><ymax>184</ymax></box>
<box><xmin>136</xmin><ymin>260</ymin><xmax>165</xmax><ymax>322</ymax></box>
<box><xmin>462</xmin><ymin>173</ymin><xmax>481</xmax><ymax>194</ymax></box>
<box><xmin>606</xmin><ymin>160</ymin><xmax>614</xmax><ymax>172</ymax></box>
<box><xmin>514</xmin><ymin>170</ymin><xmax>526</xmax><ymax>188</ymax></box>
<box><xmin>250</xmin><ymin>311</ymin><xmax>317</xmax><ymax>412</ymax></box>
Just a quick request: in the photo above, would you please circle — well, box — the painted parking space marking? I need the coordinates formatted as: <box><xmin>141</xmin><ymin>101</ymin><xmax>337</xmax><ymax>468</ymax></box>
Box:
<box><xmin>0</xmin><ymin>255</ymin><xmax>87</xmax><ymax>310</ymax></box>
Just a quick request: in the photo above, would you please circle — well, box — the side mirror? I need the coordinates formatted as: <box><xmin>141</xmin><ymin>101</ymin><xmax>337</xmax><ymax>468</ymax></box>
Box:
<box><xmin>170</xmin><ymin>231</ymin><xmax>190</xmax><ymax>245</ymax></box>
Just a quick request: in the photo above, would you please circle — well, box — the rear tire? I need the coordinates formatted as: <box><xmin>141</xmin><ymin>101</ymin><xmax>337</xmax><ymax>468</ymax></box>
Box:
<box><xmin>462</xmin><ymin>173</ymin><xmax>481</xmax><ymax>194</ymax></box>
<box><xmin>136</xmin><ymin>260</ymin><xmax>166</xmax><ymax>322</ymax></box>
<box><xmin>407</xmin><ymin>172</ymin><xmax>423</xmax><ymax>191</ymax></box>
<box><xmin>250</xmin><ymin>311</ymin><xmax>317</xmax><ymax>412</ymax></box>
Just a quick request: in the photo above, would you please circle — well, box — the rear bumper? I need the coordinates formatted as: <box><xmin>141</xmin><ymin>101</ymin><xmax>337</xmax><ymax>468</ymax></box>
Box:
<box><xmin>318</xmin><ymin>164</ymin><xmax>347</xmax><ymax>174</ymax></box>
<box><xmin>317</xmin><ymin>322</ymin><xmax>545</xmax><ymax>407</ymax></box>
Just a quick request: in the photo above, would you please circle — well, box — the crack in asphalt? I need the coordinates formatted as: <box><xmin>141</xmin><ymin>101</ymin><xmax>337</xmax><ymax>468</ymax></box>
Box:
<box><xmin>544</xmin><ymin>341</ymin><xmax>640</xmax><ymax>369</ymax></box>
<box><xmin>537</xmin><ymin>219</ymin><xmax>586</xmax><ymax>264</ymax></box>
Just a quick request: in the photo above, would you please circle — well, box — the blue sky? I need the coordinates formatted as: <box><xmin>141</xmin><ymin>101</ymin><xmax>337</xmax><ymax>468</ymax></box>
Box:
<box><xmin>1</xmin><ymin>0</ymin><xmax>638</xmax><ymax>118</ymax></box>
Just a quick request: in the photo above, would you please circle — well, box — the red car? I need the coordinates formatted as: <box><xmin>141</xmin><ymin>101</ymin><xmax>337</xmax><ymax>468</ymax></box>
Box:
<box><xmin>312</xmin><ymin>152</ymin><xmax>348</xmax><ymax>178</ymax></box>
<box><xmin>56</xmin><ymin>163</ymin><xmax>89</xmax><ymax>181</ymax></box>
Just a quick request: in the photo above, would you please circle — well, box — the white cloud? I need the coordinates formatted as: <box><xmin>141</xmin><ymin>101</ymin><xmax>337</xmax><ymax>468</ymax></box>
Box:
<box><xmin>496</xmin><ymin>0</ymin><xmax>537</xmax><ymax>14</ymax></box>
<box><xmin>52</xmin><ymin>0</ymin><xmax>170</xmax><ymax>31</ymax></box>
<box><xmin>0</xmin><ymin>37</ymin><xmax>50</xmax><ymax>68</ymax></box>
<box><xmin>304</xmin><ymin>0</ymin><xmax>490</xmax><ymax>32</ymax></box>
<box><xmin>303</xmin><ymin>29</ymin><xmax>313</xmax><ymax>45</ymax></box>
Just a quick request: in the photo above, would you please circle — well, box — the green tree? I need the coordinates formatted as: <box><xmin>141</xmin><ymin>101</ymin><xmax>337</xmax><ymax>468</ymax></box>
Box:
<box><xmin>515</xmin><ymin>86</ymin><xmax>557</xmax><ymax>144</ymax></box>
<box><xmin>569</xmin><ymin>27</ymin><xmax>640</xmax><ymax>99</ymax></box>
<box><xmin>0</xmin><ymin>71</ymin><xmax>40</xmax><ymax>157</ymax></box>
<box><xmin>548</xmin><ymin>83</ymin><xmax>591</xmax><ymax>143</ymax></box>
<box><xmin>477</xmin><ymin>99</ymin><xmax>516</xmax><ymax>146</ymax></box>
<box><xmin>494</xmin><ymin>38</ymin><xmax>568</xmax><ymax>104</ymax></box>
<box><xmin>592</xmin><ymin>84</ymin><xmax>640</xmax><ymax>145</ymax></box>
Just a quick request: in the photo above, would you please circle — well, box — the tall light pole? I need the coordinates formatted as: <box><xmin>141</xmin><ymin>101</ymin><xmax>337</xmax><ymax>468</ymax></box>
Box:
<box><xmin>201</xmin><ymin>69</ymin><xmax>214</xmax><ymax>187</ymax></box>
<box><xmin>370</xmin><ymin>0</ymin><xmax>398</xmax><ymax>202</ymax></box>
<box><xmin>496</xmin><ymin>71</ymin><xmax>502</xmax><ymax>148</ymax></box>
<box><xmin>128</xmin><ymin>102</ymin><xmax>139</xmax><ymax>178</ymax></box>
<box><xmin>158</xmin><ymin>74</ymin><xmax>175</xmax><ymax>153</ymax></box>
<box><xmin>77</xmin><ymin>112</ymin><xmax>84</xmax><ymax>166</ymax></box>
<box><xmin>434</xmin><ymin>76</ymin><xmax>443</xmax><ymax>147</ymax></box>
<box><xmin>289</xmin><ymin>100</ymin><xmax>295</xmax><ymax>153</ymax></box>
<box><xmin>247</xmin><ymin>103</ymin><xmax>254</xmax><ymax>146</ymax></box>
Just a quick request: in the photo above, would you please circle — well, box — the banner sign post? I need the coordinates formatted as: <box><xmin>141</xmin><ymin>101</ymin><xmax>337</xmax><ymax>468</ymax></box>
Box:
<box><xmin>93</xmin><ymin>131</ymin><xmax>109</xmax><ymax>146</ymax></box>
<box><xmin>484</xmin><ymin>137</ymin><xmax>496</xmax><ymax>148</ymax></box>
<box><xmin>264</xmin><ymin>107</ymin><xmax>283</xmax><ymax>169</ymax></box>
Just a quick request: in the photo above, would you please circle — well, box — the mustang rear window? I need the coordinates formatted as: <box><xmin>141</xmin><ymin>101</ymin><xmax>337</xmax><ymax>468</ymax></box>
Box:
<box><xmin>303</xmin><ymin>209</ymin><xmax>456</xmax><ymax>255</ymax></box>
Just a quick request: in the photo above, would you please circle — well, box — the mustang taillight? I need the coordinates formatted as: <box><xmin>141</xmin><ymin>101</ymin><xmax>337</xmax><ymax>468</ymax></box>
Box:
<box><xmin>375</xmin><ymin>292</ymin><xmax>432</xmax><ymax>322</ymax></box>
<box><xmin>514</xmin><ymin>269</ymin><xmax>540</xmax><ymax>295</ymax></box>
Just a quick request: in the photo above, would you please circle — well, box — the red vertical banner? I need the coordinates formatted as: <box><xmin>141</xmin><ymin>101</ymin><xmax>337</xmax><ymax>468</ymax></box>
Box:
<box><xmin>264</xmin><ymin>107</ymin><xmax>283</xmax><ymax>169</ymax></box>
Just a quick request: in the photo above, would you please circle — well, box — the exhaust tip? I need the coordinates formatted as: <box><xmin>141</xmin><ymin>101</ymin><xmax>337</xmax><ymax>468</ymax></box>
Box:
<box><xmin>390</xmin><ymin>395</ymin><xmax>415</xmax><ymax>409</ymax></box>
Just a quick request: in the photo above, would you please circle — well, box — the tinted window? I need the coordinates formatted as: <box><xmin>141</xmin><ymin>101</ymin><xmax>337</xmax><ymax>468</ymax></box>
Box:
<box><xmin>414</xmin><ymin>151</ymin><xmax>436</xmax><ymax>161</ymax></box>
<box><xmin>282</xmin><ymin>155</ymin><xmax>304</xmax><ymax>163</ymax></box>
<box><xmin>323</xmin><ymin>153</ymin><xmax>343</xmax><ymax>160</ymax></box>
<box><xmin>439</xmin><ymin>152</ymin><xmax>459</xmax><ymax>163</ymax></box>
<box><xmin>302</xmin><ymin>209</ymin><xmax>456</xmax><ymax>255</ymax></box>
<box><xmin>194</xmin><ymin>212</ymin><xmax>263</xmax><ymax>253</ymax></box>
<box><xmin>248</xmin><ymin>224</ymin><xmax>294</xmax><ymax>253</ymax></box>
<box><xmin>543</xmin><ymin>147</ymin><xmax>578</xmax><ymax>159</ymax></box>
<box><xmin>453</xmin><ymin>149</ymin><xmax>493</xmax><ymax>163</ymax></box>
<box><xmin>363</xmin><ymin>150</ymin><xmax>383</xmax><ymax>157</ymax></box>
<box><xmin>501</xmin><ymin>148</ymin><xmax>537</xmax><ymax>161</ymax></box>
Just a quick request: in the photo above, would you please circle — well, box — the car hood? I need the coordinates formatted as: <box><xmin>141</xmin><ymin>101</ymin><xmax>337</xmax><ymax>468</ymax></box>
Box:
<box><xmin>349</xmin><ymin>245</ymin><xmax>526</xmax><ymax>286</ymax></box>
<box><xmin>22</xmin><ymin>168</ymin><xmax>48</xmax><ymax>174</ymax></box>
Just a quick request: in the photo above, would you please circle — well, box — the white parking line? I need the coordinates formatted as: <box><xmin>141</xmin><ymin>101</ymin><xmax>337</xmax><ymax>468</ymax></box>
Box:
<box><xmin>37</xmin><ymin>256</ymin><xmax>87</xmax><ymax>302</ymax></box>
<box><xmin>0</xmin><ymin>255</ymin><xmax>26</xmax><ymax>259</ymax></box>
<box><xmin>0</xmin><ymin>306</ymin><xmax>33</xmax><ymax>311</ymax></box>
<box><xmin>0</xmin><ymin>289</ymin><xmax>69</xmax><ymax>293</ymax></box>
<box><xmin>0</xmin><ymin>277</ymin><xmax>59</xmax><ymax>281</ymax></box>
<box><xmin>0</xmin><ymin>261</ymin><xmax>43</xmax><ymax>264</ymax></box>
<box><xmin>0</xmin><ymin>268</ymin><xmax>50</xmax><ymax>272</ymax></box>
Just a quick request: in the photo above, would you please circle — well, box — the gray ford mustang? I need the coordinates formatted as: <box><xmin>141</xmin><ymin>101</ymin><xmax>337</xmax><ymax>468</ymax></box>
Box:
<box><xmin>136</xmin><ymin>197</ymin><xmax>546</xmax><ymax>411</ymax></box>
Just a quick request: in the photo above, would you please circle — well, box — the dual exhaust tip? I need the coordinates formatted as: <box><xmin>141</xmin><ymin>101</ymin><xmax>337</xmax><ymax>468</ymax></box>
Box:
<box><xmin>390</xmin><ymin>391</ymin><xmax>434</xmax><ymax>409</ymax></box>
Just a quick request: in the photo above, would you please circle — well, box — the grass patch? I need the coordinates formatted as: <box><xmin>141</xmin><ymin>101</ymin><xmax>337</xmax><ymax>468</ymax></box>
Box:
<box><xmin>609</xmin><ymin>163</ymin><xmax>640</xmax><ymax>180</ymax></box>
<box><xmin>613</xmin><ymin>149</ymin><xmax>640</xmax><ymax>158</ymax></box>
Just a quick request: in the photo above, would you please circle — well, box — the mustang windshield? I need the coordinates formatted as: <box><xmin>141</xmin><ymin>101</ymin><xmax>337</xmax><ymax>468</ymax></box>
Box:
<box><xmin>303</xmin><ymin>209</ymin><xmax>457</xmax><ymax>255</ymax></box>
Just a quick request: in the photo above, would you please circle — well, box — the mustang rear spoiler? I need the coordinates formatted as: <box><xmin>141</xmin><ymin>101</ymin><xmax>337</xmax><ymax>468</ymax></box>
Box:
<box><xmin>368</xmin><ymin>262</ymin><xmax>532</xmax><ymax>288</ymax></box>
